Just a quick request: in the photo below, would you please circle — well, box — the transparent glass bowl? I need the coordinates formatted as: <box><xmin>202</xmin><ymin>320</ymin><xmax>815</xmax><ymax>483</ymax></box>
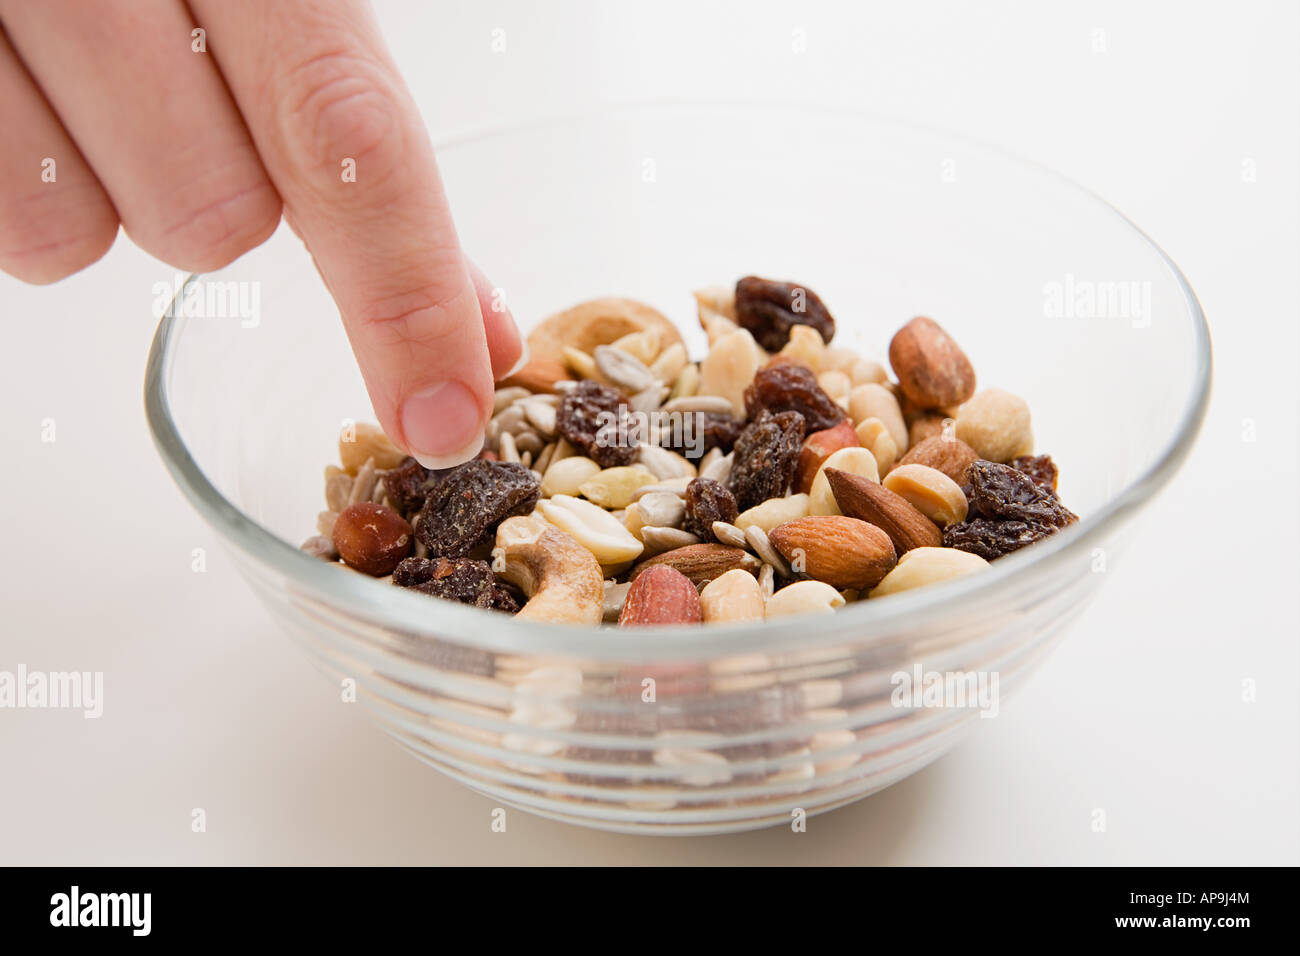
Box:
<box><xmin>145</xmin><ymin>104</ymin><xmax>1210</xmax><ymax>834</ymax></box>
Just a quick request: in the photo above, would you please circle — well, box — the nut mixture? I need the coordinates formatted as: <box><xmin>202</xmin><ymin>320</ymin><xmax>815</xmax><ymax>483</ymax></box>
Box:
<box><xmin>305</xmin><ymin>277</ymin><xmax>1078</xmax><ymax>625</ymax></box>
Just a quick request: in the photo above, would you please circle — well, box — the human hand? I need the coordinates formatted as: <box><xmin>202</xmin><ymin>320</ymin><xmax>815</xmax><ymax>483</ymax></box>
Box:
<box><xmin>0</xmin><ymin>0</ymin><xmax>522</xmax><ymax>467</ymax></box>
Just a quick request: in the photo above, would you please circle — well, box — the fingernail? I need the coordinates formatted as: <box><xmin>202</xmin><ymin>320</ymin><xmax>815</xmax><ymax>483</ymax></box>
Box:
<box><xmin>400</xmin><ymin>381</ymin><xmax>486</xmax><ymax>470</ymax></box>
<box><xmin>502</xmin><ymin>341</ymin><xmax>530</xmax><ymax>379</ymax></box>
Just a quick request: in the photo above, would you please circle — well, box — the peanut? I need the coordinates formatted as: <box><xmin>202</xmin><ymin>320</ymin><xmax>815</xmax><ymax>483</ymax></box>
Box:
<box><xmin>536</xmin><ymin>494</ymin><xmax>644</xmax><ymax>565</ymax></box>
<box><xmin>339</xmin><ymin>422</ymin><xmax>406</xmax><ymax>474</ymax></box>
<box><xmin>700</xmin><ymin>568</ymin><xmax>766</xmax><ymax>624</ymax></box>
<box><xmin>848</xmin><ymin>383</ymin><xmax>908</xmax><ymax>455</ymax></box>
<box><xmin>898</xmin><ymin>435</ymin><xmax>978</xmax><ymax>484</ymax></box>
<box><xmin>541</xmin><ymin>455</ymin><xmax>602</xmax><ymax>498</ymax></box>
<box><xmin>882</xmin><ymin>464</ymin><xmax>968</xmax><ymax>526</ymax></box>
<box><xmin>735</xmin><ymin>492</ymin><xmax>811</xmax><ymax>534</ymax></box>
<box><xmin>854</xmin><ymin>417</ymin><xmax>898</xmax><ymax>473</ymax></box>
<box><xmin>955</xmin><ymin>388</ymin><xmax>1033</xmax><ymax>463</ymax></box>
<box><xmin>809</xmin><ymin>447</ymin><xmax>879</xmax><ymax>516</ymax></box>
<box><xmin>778</xmin><ymin>324</ymin><xmax>826</xmax><ymax>372</ymax></box>
<box><xmin>578</xmin><ymin>465</ymin><xmax>659</xmax><ymax>508</ymax></box>
<box><xmin>766</xmin><ymin>580</ymin><xmax>846</xmax><ymax>617</ymax></box>
<box><xmin>698</xmin><ymin>328</ymin><xmax>761</xmax><ymax>417</ymax></box>
<box><xmin>869</xmin><ymin>546</ymin><xmax>989</xmax><ymax>598</ymax></box>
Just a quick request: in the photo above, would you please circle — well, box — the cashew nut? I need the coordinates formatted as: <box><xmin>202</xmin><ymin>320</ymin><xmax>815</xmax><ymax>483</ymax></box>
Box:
<box><xmin>492</xmin><ymin>514</ymin><xmax>604</xmax><ymax>624</ymax></box>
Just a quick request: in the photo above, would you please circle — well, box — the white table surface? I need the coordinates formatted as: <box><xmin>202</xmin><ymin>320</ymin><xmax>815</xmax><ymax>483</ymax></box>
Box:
<box><xmin>1</xmin><ymin>0</ymin><xmax>1296</xmax><ymax>865</ymax></box>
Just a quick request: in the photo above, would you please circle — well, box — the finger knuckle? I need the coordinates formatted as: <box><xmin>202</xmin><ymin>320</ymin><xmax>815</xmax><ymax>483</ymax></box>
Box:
<box><xmin>0</xmin><ymin>188</ymin><xmax>118</xmax><ymax>284</ymax></box>
<box><xmin>272</xmin><ymin>48</ymin><xmax>407</xmax><ymax>191</ymax></box>
<box><xmin>147</xmin><ymin>177</ymin><xmax>282</xmax><ymax>272</ymax></box>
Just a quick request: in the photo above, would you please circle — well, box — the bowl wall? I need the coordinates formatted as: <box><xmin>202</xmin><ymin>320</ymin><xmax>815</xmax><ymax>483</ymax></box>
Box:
<box><xmin>147</xmin><ymin>104</ymin><xmax>1209</xmax><ymax>832</ymax></box>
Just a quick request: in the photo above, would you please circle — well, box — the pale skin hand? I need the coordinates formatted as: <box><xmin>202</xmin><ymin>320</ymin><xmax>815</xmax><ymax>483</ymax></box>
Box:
<box><xmin>0</xmin><ymin>0</ymin><xmax>523</xmax><ymax>468</ymax></box>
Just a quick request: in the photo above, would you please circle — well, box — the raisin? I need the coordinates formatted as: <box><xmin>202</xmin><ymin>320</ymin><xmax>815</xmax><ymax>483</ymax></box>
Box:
<box><xmin>734</xmin><ymin>276</ymin><xmax>836</xmax><ymax>351</ymax></box>
<box><xmin>415</xmin><ymin>460</ymin><xmax>540</xmax><ymax>558</ymax></box>
<box><xmin>1010</xmin><ymin>454</ymin><xmax>1060</xmax><ymax>493</ymax></box>
<box><xmin>966</xmin><ymin>460</ymin><xmax>1076</xmax><ymax>529</ymax></box>
<box><xmin>557</xmin><ymin>379</ymin><xmax>637</xmax><ymax>467</ymax></box>
<box><xmin>383</xmin><ymin>456</ymin><xmax>442</xmax><ymax>517</ymax></box>
<box><xmin>728</xmin><ymin>409</ymin><xmax>806</xmax><ymax>511</ymax></box>
<box><xmin>944</xmin><ymin>460</ymin><xmax>1078</xmax><ymax>560</ymax></box>
<box><xmin>682</xmin><ymin>478</ymin><xmax>739</xmax><ymax>541</ymax></box>
<box><xmin>943</xmin><ymin>518</ymin><xmax>1052</xmax><ymax>561</ymax></box>
<box><xmin>660</xmin><ymin>412</ymin><xmax>743</xmax><ymax>461</ymax></box>
<box><xmin>743</xmin><ymin>363</ymin><xmax>846</xmax><ymax>433</ymax></box>
<box><xmin>393</xmin><ymin>556</ymin><xmax>520</xmax><ymax>613</ymax></box>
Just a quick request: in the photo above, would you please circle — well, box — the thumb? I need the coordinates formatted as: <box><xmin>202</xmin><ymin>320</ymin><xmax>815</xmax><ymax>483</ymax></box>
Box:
<box><xmin>197</xmin><ymin>1</ymin><xmax>501</xmax><ymax>467</ymax></box>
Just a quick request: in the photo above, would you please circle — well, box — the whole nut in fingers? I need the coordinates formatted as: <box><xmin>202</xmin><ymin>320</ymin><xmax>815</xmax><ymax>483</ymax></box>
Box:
<box><xmin>809</xmin><ymin>447</ymin><xmax>880</xmax><ymax>516</ymax></box>
<box><xmin>629</xmin><ymin>543</ymin><xmax>760</xmax><ymax>588</ymax></box>
<box><xmin>824</xmin><ymin>468</ymin><xmax>943</xmax><ymax>552</ymax></box>
<box><xmin>768</xmin><ymin>515</ymin><xmax>897</xmax><ymax>590</ymax></box>
<box><xmin>794</xmin><ymin>420</ymin><xmax>861</xmax><ymax>494</ymax></box>
<box><xmin>494</xmin><ymin>515</ymin><xmax>603</xmax><ymax>624</ymax></box>
<box><xmin>897</xmin><ymin>435</ymin><xmax>979</xmax><ymax>484</ymax></box>
<box><xmin>888</xmin><ymin>316</ymin><xmax>976</xmax><ymax>409</ymax></box>
<box><xmin>619</xmin><ymin>565</ymin><xmax>703</xmax><ymax>626</ymax></box>
<box><xmin>869</xmin><ymin>546</ymin><xmax>990</xmax><ymax>598</ymax></box>
<box><xmin>339</xmin><ymin>423</ymin><xmax>406</xmax><ymax>474</ymax></box>
<box><xmin>765</xmin><ymin>580</ymin><xmax>846</xmax><ymax>617</ymax></box>
<box><xmin>848</xmin><ymin>383</ymin><xmax>908</xmax><ymax>454</ymax></box>
<box><xmin>700</xmin><ymin>568</ymin><xmax>765</xmax><ymax>624</ymax></box>
<box><xmin>332</xmin><ymin>502</ymin><xmax>413</xmax><ymax>576</ymax></box>
<box><xmin>954</xmin><ymin>388</ymin><xmax>1033</xmax><ymax>463</ymax></box>
<box><xmin>734</xmin><ymin>275</ymin><xmax>836</xmax><ymax>351</ymax></box>
<box><xmin>883</xmin><ymin>464</ymin><xmax>969</xmax><ymax>526</ymax></box>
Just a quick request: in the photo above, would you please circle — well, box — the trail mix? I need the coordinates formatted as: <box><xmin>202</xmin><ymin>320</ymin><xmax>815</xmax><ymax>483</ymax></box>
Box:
<box><xmin>303</xmin><ymin>278</ymin><xmax>1078</xmax><ymax>625</ymax></box>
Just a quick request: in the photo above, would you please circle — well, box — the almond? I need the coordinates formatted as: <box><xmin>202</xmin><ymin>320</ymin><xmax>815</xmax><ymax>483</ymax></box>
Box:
<box><xmin>888</xmin><ymin>316</ymin><xmax>976</xmax><ymax>409</ymax></box>
<box><xmin>897</xmin><ymin>435</ymin><xmax>978</xmax><ymax>484</ymax></box>
<box><xmin>499</xmin><ymin>356</ymin><xmax>573</xmax><ymax>394</ymax></box>
<box><xmin>629</xmin><ymin>543</ymin><xmax>760</xmax><ymax>588</ymax></box>
<box><xmin>768</xmin><ymin>515</ymin><xmax>896</xmax><ymax>590</ymax></box>
<box><xmin>793</xmin><ymin>420</ymin><xmax>861</xmax><ymax>494</ymax></box>
<box><xmin>824</xmin><ymin>468</ymin><xmax>943</xmax><ymax>553</ymax></box>
<box><xmin>619</xmin><ymin>565</ymin><xmax>703</xmax><ymax>626</ymax></box>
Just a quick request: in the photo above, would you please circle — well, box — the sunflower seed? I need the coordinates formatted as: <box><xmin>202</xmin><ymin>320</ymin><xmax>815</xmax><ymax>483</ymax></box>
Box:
<box><xmin>300</xmin><ymin>535</ymin><xmax>338</xmax><ymax>561</ymax></box>
<box><xmin>638</xmin><ymin>491</ymin><xmax>686</xmax><ymax>529</ymax></box>
<box><xmin>603</xmin><ymin>581</ymin><xmax>630</xmax><ymax>622</ymax></box>
<box><xmin>494</xmin><ymin>405</ymin><xmax>528</xmax><ymax>436</ymax></box>
<box><xmin>629</xmin><ymin>384</ymin><xmax>668</xmax><ymax>416</ymax></box>
<box><xmin>629</xmin><ymin>476</ymin><xmax>694</xmax><ymax>500</ymax></box>
<box><xmin>641</xmin><ymin>526</ymin><xmax>700</xmax><ymax>554</ymax></box>
<box><xmin>700</xmin><ymin>450</ymin><xmax>733</xmax><ymax>484</ymax></box>
<box><xmin>758</xmin><ymin>563</ymin><xmax>776</xmax><ymax>600</ymax></box>
<box><xmin>594</xmin><ymin>344</ymin><xmax>656</xmax><ymax>392</ymax></box>
<box><xmin>317</xmin><ymin>510</ymin><xmax>338</xmax><ymax>537</ymax></box>
<box><xmin>499</xmin><ymin>431</ymin><xmax>520</xmax><ymax>463</ymax></box>
<box><xmin>325</xmin><ymin>470</ymin><xmax>353</xmax><ymax>512</ymax></box>
<box><xmin>521</xmin><ymin>397</ymin><xmax>558</xmax><ymax>437</ymax></box>
<box><xmin>745</xmin><ymin>524</ymin><xmax>790</xmax><ymax>578</ymax></box>
<box><xmin>661</xmin><ymin>395</ymin><xmax>734</xmax><ymax>415</ymax></box>
<box><xmin>533</xmin><ymin>441</ymin><xmax>558</xmax><ymax>476</ymax></box>
<box><xmin>514</xmin><ymin>431</ymin><xmax>544</xmax><ymax>455</ymax></box>
<box><xmin>638</xmin><ymin>443</ymin><xmax>695</xmax><ymax>480</ymax></box>
<box><xmin>494</xmin><ymin>386</ymin><xmax>531</xmax><ymax>414</ymax></box>
<box><xmin>348</xmin><ymin>457</ymin><xmax>378</xmax><ymax>505</ymax></box>
<box><xmin>711</xmin><ymin>520</ymin><xmax>748</xmax><ymax>549</ymax></box>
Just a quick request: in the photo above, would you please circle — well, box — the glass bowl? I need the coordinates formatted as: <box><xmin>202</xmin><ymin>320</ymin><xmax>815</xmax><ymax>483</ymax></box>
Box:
<box><xmin>145</xmin><ymin>103</ymin><xmax>1210</xmax><ymax>834</ymax></box>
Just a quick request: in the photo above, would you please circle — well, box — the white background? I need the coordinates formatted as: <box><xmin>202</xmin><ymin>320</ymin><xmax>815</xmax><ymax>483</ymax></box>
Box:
<box><xmin>0</xmin><ymin>0</ymin><xmax>1296</xmax><ymax>864</ymax></box>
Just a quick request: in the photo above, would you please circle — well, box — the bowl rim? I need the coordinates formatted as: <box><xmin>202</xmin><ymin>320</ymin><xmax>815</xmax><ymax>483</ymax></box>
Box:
<box><xmin>143</xmin><ymin>99</ymin><xmax>1212</xmax><ymax>662</ymax></box>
